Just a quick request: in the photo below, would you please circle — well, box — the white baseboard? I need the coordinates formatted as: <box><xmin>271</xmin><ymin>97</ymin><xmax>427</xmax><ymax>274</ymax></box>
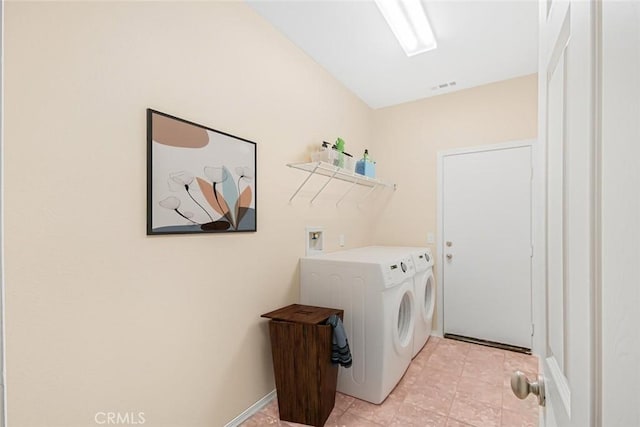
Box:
<box><xmin>224</xmin><ymin>389</ymin><xmax>276</xmax><ymax>427</ymax></box>
<box><xmin>430</xmin><ymin>331</ymin><xmax>444</xmax><ymax>338</ymax></box>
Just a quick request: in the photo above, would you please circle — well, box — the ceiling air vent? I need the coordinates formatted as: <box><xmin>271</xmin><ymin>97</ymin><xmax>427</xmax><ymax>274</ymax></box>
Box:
<box><xmin>431</xmin><ymin>81</ymin><xmax>457</xmax><ymax>91</ymax></box>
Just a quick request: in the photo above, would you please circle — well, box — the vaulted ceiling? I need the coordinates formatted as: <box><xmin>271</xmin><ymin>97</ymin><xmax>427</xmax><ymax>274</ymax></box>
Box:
<box><xmin>248</xmin><ymin>0</ymin><xmax>539</xmax><ymax>109</ymax></box>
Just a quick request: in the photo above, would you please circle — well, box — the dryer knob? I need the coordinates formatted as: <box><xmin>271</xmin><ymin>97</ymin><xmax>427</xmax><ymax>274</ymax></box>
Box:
<box><xmin>401</xmin><ymin>262</ymin><xmax>407</xmax><ymax>273</ymax></box>
<box><xmin>425</xmin><ymin>253</ymin><xmax>431</xmax><ymax>262</ymax></box>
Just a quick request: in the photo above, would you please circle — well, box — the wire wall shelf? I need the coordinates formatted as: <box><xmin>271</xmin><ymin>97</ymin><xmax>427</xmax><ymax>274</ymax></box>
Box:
<box><xmin>286</xmin><ymin>161</ymin><xmax>397</xmax><ymax>206</ymax></box>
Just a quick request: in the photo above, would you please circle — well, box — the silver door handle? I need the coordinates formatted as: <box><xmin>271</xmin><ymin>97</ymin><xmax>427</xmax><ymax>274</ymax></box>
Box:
<box><xmin>446</xmin><ymin>254</ymin><xmax>453</xmax><ymax>260</ymax></box>
<box><xmin>511</xmin><ymin>370</ymin><xmax>545</xmax><ymax>406</ymax></box>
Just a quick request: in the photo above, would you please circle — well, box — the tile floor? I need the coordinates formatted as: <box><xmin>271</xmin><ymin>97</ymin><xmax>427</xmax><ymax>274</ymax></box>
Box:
<box><xmin>243</xmin><ymin>337</ymin><xmax>539</xmax><ymax>427</ymax></box>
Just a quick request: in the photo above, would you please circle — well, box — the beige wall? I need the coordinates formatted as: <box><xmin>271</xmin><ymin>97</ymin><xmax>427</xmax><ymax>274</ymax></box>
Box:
<box><xmin>4</xmin><ymin>2</ymin><xmax>538</xmax><ymax>425</ymax></box>
<box><xmin>3</xmin><ymin>2</ymin><xmax>380</xmax><ymax>426</ymax></box>
<box><xmin>370</xmin><ymin>74</ymin><xmax>538</xmax><ymax>329</ymax></box>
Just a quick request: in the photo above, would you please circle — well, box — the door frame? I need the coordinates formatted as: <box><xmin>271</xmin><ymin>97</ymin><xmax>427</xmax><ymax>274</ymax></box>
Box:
<box><xmin>435</xmin><ymin>139</ymin><xmax>545</xmax><ymax>355</ymax></box>
<box><xmin>0</xmin><ymin>1</ymin><xmax>6</xmax><ymax>425</ymax></box>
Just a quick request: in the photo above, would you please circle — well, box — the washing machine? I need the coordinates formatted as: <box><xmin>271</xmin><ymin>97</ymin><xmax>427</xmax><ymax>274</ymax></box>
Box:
<box><xmin>300</xmin><ymin>247</ymin><xmax>416</xmax><ymax>404</ymax></box>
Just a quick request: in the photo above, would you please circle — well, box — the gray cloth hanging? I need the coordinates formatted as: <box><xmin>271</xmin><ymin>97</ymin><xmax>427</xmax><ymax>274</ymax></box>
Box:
<box><xmin>326</xmin><ymin>314</ymin><xmax>352</xmax><ymax>368</ymax></box>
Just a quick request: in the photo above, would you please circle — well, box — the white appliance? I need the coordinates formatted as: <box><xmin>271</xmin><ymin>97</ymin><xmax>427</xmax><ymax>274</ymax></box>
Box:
<box><xmin>354</xmin><ymin>246</ymin><xmax>436</xmax><ymax>358</ymax></box>
<box><xmin>300</xmin><ymin>247</ymin><xmax>416</xmax><ymax>404</ymax></box>
<box><xmin>410</xmin><ymin>249</ymin><xmax>436</xmax><ymax>357</ymax></box>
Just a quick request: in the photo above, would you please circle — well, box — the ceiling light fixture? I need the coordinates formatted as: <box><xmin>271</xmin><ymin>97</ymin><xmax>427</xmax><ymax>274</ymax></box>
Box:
<box><xmin>374</xmin><ymin>0</ymin><xmax>437</xmax><ymax>57</ymax></box>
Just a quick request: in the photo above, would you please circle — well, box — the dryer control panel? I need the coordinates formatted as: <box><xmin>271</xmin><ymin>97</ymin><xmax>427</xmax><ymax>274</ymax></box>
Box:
<box><xmin>413</xmin><ymin>248</ymin><xmax>434</xmax><ymax>271</ymax></box>
<box><xmin>383</xmin><ymin>256</ymin><xmax>415</xmax><ymax>288</ymax></box>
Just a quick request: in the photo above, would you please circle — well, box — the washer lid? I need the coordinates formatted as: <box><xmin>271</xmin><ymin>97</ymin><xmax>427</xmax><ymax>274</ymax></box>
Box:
<box><xmin>302</xmin><ymin>246</ymin><xmax>415</xmax><ymax>264</ymax></box>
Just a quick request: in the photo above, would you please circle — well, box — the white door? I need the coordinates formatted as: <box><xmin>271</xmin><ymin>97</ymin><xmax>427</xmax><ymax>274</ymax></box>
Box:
<box><xmin>600</xmin><ymin>1</ymin><xmax>640</xmax><ymax>425</ymax></box>
<box><xmin>529</xmin><ymin>0</ymin><xmax>596</xmax><ymax>425</ymax></box>
<box><xmin>442</xmin><ymin>143</ymin><xmax>532</xmax><ymax>349</ymax></box>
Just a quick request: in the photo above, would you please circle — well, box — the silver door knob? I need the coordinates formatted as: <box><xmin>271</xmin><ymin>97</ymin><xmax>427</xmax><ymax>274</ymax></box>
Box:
<box><xmin>511</xmin><ymin>370</ymin><xmax>545</xmax><ymax>406</ymax></box>
<box><xmin>446</xmin><ymin>254</ymin><xmax>453</xmax><ymax>260</ymax></box>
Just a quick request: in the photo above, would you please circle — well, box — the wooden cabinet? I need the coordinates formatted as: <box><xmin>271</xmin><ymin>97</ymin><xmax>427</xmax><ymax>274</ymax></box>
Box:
<box><xmin>261</xmin><ymin>304</ymin><xmax>344</xmax><ymax>427</ymax></box>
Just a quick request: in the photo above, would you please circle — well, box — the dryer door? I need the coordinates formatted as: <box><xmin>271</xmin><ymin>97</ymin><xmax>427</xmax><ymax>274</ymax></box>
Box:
<box><xmin>393</xmin><ymin>284</ymin><xmax>415</xmax><ymax>354</ymax></box>
<box><xmin>422</xmin><ymin>270</ymin><xmax>436</xmax><ymax>322</ymax></box>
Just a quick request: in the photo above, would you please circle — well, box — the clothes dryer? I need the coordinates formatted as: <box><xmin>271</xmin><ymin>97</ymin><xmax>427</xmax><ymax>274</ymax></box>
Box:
<box><xmin>410</xmin><ymin>249</ymin><xmax>436</xmax><ymax>357</ymax></box>
<box><xmin>300</xmin><ymin>248</ymin><xmax>416</xmax><ymax>404</ymax></box>
<box><xmin>347</xmin><ymin>246</ymin><xmax>436</xmax><ymax>358</ymax></box>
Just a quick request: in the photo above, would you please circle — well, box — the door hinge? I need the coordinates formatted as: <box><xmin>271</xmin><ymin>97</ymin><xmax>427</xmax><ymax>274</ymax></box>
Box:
<box><xmin>531</xmin><ymin>167</ymin><xmax>534</xmax><ymax>181</ymax></box>
<box><xmin>530</xmin><ymin>245</ymin><xmax>534</xmax><ymax>258</ymax></box>
<box><xmin>531</xmin><ymin>323</ymin><xmax>535</xmax><ymax>337</ymax></box>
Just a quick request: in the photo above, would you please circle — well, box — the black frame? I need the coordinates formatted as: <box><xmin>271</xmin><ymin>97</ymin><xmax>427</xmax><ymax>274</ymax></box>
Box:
<box><xmin>146</xmin><ymin>108</ymin><xmax>257</xmax><ymax>235</ymax></box>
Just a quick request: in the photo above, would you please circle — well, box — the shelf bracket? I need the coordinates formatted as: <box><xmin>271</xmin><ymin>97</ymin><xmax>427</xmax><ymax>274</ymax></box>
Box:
<box><xmin>357</xmin><ymin>184</ymin><xmax>379</xmax><ymax>207</ymax></box>
<box><xmin>336</xmin><ymin>177</ymin><xmax>360</xmax><ymax>207</ymax></box>
<box><xmin>310</xmin><ymin>167</ymin><xmax>340</xmax><ymax>205</ymax></box>
<box><xmin>289</xmin><ymin>163</ymin><xmax>321</xmax><ymax>203</ymax></box>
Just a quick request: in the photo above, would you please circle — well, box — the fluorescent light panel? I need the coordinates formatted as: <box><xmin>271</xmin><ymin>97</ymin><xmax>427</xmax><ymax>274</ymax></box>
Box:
<box><xmin>374</xmin><ymin>0</ymin><xmax>437</xmax><ymax>56</ymax></box>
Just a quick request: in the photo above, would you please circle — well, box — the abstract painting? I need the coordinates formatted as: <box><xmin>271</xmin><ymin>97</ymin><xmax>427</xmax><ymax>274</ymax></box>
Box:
<box><xmin>147</xmin><ymin>109</ymin><xmax>257</xmax><ymax>235</ymax></box>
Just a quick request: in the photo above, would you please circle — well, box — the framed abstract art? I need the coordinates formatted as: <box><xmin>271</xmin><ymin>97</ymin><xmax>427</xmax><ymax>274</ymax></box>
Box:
<box><xmin>147</xmin><ymin>109</ymin><xmax>257</xmax><ymax>235</ymax></box>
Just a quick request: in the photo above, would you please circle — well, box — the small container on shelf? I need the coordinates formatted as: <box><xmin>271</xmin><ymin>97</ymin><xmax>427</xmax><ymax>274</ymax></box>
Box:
<box><xmin>342</xmin><ymin>154</ymin><xmax>355</xmax><ymax>172</ymax></box>
<box><xmin>355</xmin><ymin>149</ymin><xmax>376</xmax><ymax>178</ymax></box>
<box><xmin>310</xmin><ymin>149</ymin><xmax>355</xmax><ymax>172</ymax></box>
<box><xmin>355</xmin><ymin>159</ymin><xmax>376</xmax><ymax>178</ymax></box>
<box><xmin>310</xmin><ymin>148</ymin><xmax>335</xmax><ymax>164</ymax></box>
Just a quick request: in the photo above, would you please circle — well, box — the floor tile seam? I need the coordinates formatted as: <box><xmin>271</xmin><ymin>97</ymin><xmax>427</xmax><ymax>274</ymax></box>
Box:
<box><xmin>419</xmin><ymin>369</ymin><xmax>465</xmax><ymax>383</ymax></box>
<box><xmin>452</xmin><ymin>388</ymin><xmax>503</xmax><ymax>410</ymax></box>
<box><xmin>446</xmin><ymin>416</ymin><xmax>474</xmax><ymax>427</ymax></box>
<box><xmin>418</xmin><ymin>382</ymin><xmax>461</xmax><ymax>397</ymax></box>
<box><xmin>466</xmin><ymin>348</ymin><xmax>508</xmax><ymax>356</ymax></box>
<box><xmin>345</xmin><ymin>411</ymin><xmax>385</xmax><ymax>426</ymax></box>
<box><xmin>434</xmin><ymin>345</ymin><xmax>469</xmax><ymax>353</ymax></box>
<box><xmin>462</xmin><ymin>358</ymin><xmax>505</xmax><ymax>370</ymax></box>
<box><xmin>441</xmin><ymin>382</ymin><xmax>459</xmax><ymax>419</ymax></box>
<box><xmin>454</xmin><ymin>388</ymin><xmax>504</xmax><ymax>410</ymax></box>
<box><xmin>464</xmin><ymin>357</ymin><xmax>506</xmax><ymax>367</ymax></box>
<box><xmin>457</xmin><ymin>373</ymin><xmax>506</xmax><ymax>392</ymax></box>
<box><xmin>501</xmin><ymin>406</ymin><xmax>540</xmax><ymax>419</ymax></box>
<box><xmin>448</xmin><ymin>403</ymin><xmax>492</xmax><ymax>427</ymax></box>
<box><xmin>403</xmin><ymin>387</ymin><xmax>454</xmax><ymax>418</ymax></box>
<box><xmin>452</xmin><ymin>393</ymin><xmax>505</xmax><ymax>427</ymax></box>
<box><xmin>459</xmin><ymin>375</ymin><xmax>504</xmax><ymax>388</ymax></box>
<box><xmin>393</xmin><ymin>401</ymin><xmax>445</xmax><ymax>426</ymax></box>
<box><xmin>500</xmin><ymin>407</ymin><xmax>539</xmax><ymax>427</ymax></box>
<box><xmin>462</xmin><ymin>364</ymin><xmax>505</xmax><ymax>376</ymax></box>
<box><xmin>340</xmin><ymin>397</ymin><xmax>356</xmax><ymax>415</ymax></box>
<box><xmin>427</xmin><ymin>360</ymin><xmax>467</xmax><ymax>371</ymax></box>
<box><xmin>454</xmin><ymin>416</ymin><xmax>490</xmax><ymax>427</ymax></box>
<box><xmin>464</xmin><ymin>358</ymin><xmax>506</xmax><ymax>367</ymax></box>
<box><xmin>501</xmin><ymin>400</ymin><xmax>539</xmax><ymax>414</ymax></box>
<box><xmin>347</xmin><ymin>397</ymin><xmax>402</xmax><ymax>425</ymax></box>
<box><xmin>461</xmin><ymin>371</ymin><xmax>504</xmax><ymax>381</ymax></box>
<box><xmin>501</xmin><ymin>401</ymin><xmax>539</xmax><ymax>414</ymax></box>
<box><xmin>431</xmin><ymin>347</ymin><xmax>465</xmax><ymax>366</ymax></box>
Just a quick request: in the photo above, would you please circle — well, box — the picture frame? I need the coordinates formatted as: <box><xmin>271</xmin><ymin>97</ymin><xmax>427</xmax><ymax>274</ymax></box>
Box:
<box><xmin>147</xmin><ymin>109</ymin><xmax>257</xmax><ymax>235</ymax></box>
